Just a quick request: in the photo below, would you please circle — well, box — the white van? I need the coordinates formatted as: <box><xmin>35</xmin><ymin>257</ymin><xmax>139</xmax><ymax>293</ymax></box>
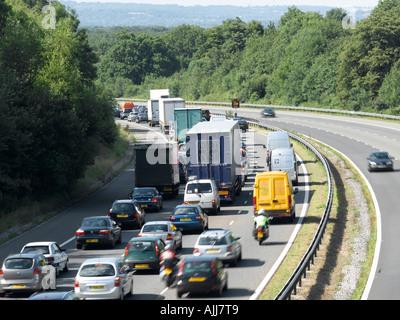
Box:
<box><xmin>270</xmin><ymin>148</ymin><xmax>299</xmax><ymax>185</ymax></box>
<box><xmin>266</xmin><ymin>131</ymin><xmax>292</xmax><ymax>165</ymax></box>
<box><xmin>184</xmin><ymin>179</ymin><xmax>220</xmax><ymax>214</ymax></box>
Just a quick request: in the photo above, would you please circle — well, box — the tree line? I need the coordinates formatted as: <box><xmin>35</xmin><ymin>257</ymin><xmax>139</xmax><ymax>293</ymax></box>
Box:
<box><xmin>92</xmin><ymin>0</ymin><xmax>400</xmax><ymax>115</ymax></box>
<box><xmin>0</xmin><ymin>0</ymin><xmax>117</xmax><ymax>212</ymax></box>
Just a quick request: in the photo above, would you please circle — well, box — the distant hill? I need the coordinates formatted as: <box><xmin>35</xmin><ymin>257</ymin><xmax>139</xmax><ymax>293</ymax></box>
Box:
<box><xmin>60</xmin><ymin>1</ymin><xmax>372</xmax><ymax>28</ymax></box>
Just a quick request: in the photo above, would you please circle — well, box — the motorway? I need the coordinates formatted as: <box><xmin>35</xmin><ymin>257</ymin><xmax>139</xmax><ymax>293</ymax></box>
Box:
<box><xmin>209</xmin><ymin>106</ymin><xmax>400</xmax><ymax>300</ymax></box>
<box><xmin>1</xmin><ymin>106</ymin><xmax>398</xmax><ymax>300</ymax></box>
<box><xmin>0</xmin><ymin>118</ymin><xmax>310</xmax><ymax>300</ymax></box>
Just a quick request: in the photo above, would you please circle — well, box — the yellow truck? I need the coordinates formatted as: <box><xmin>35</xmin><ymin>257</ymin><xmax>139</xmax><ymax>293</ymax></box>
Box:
<box><xmin>253</xmin><ymin>171</ymin><xmax>298</xmax><ymax>222</ymax></box>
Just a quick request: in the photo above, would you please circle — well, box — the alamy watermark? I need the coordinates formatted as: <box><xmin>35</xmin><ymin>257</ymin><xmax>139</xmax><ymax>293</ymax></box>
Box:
<box><xmin>41</xmin><ymin>0</ymin><xmax>56</xmax><ymax>29</ymax></box>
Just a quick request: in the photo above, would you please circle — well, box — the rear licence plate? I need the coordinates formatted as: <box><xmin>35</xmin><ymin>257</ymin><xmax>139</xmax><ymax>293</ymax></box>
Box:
<box><xmin>135</xmin><ymin>264</ymin><xmax>149</xmax><ymax>268</ymax></box>
<box><xmin>207</xmin><ymin>249</ymin><xmax>220</xmax><ymax>253</ymax></box>
<box><xmin>180</xmin><ymin>218</ymin><xmax>191</xmax><ymax>221</ymax></box>
<box><xmin>117</xmin><ymin>214</ymin><xmax>128</xmax><ymax>217</ymax></box>
<box><xmin>86</xmin><ymin>239</ymin><xmax>98</xmax><ymax>243</ymax></box>
<box><xmin>218</xmin><ymin>191</ymin><xmax>228</xmax><ymax>195</ymax></box>
<box><xmin>189</xmin><ymin>277</ymin><xmax>205</xmax><ymax>282</ymax></box>
<box><xmin>12</xmin><ymin>284</ymin><xmax>26</xmax><ymax>288</ymax></box>
<box><xmin>90</xmin><ymin>286</ymin><xmax>104</xmax><ymax>290</ymax></box>
<box><xmin>141</xmin><ymin>205</ymin><xmax>148</xmax><ymax>207</ymax></box>
<box><xmin>188</xmin><ymin>202</ymin><xmax>199</xmax><ymax>205</ymax></box>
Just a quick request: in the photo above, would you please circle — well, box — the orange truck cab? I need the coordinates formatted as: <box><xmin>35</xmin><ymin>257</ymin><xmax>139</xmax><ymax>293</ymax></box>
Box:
<box><xmin>253</xmin><ymin>171</ymin><xmax>298</xmax><ymax>222</ymax></box>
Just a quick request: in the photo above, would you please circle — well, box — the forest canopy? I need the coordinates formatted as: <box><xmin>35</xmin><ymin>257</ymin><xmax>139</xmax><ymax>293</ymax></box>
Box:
<box><xmin>0</xmin><ymin>0</ymin><xmax>117</xmax><ymax>211</ymax></box>
<box><xmin>91</xmin><ymin>0</ymin><xmax>400</xmax><ymax>115</ymax></box>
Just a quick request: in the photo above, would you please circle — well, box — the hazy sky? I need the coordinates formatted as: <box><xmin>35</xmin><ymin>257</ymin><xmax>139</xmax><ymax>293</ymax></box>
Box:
<box><xmin>72</xmin><ymin>0</ymin><xmax>379</xmax><ymax>8</ymax></box>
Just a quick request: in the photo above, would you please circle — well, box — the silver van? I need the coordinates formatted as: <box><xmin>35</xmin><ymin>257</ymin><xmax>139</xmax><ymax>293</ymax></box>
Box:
<box><xmin>184</xmin><ymin>179</ymin><xmax>220</xmax><ymax>214</ymax></box>
<box><xmin>266</xmin><ymin>131</ymin><xmax>292</xmax><ymax>165</ymax></box>
<box><xmin>270</xmin><ymin>148</ymin><xmax>299</xmax><ymax>185</ymax></box>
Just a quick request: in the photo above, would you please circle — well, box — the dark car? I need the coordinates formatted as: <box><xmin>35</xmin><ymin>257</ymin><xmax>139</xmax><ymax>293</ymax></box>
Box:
<box><xmin>128</xmin><ymin>187</ymin><xmax>162</xmax><ymax>212</ymax></box>
<box><xmin>170</xmin><ymin>204</ymin><xmax>208</xmax><ymax>232</ymax></box>
<box><xmin>75</xmin><ymin>216</ymin><xmax>122</xmax><ymax>250</ymax></box>
<box><xmin>234</xmin><ymin>118</ymin><xmax>248</xmax><ymax>132</ymax></box>
<box><xmin>109</xmin><ymin>199</ymin><xmax>146</xmax><ymax>227</ymax></box>
<box><xmin>201</xmin><ymin>109</ymin><xmax>210</xmax><ymax>121</ymax></box>
<box><xmin>29</xmin><ymin>290</ymin><xmax>80</xmax><ymax>300</ymax></box>
<box><xmin>367</xmin><ymin>151</ymin><xmax>394</xmax><ymax>171</ymax></box>
<box><xmin>176</xmin><ymin>255</ymin><xmax>228</xmax><ymax>298</ymax></box>
<box><xmin>261</xmin><ymin>107</ymin><xmax>275</xmax><ymax>117</ymax></box>
<box><xmin>123</xmin><ymin>237</ymin><xmax>167</xmax><ymax>271</ymax></box>
<box><xmin>136</xmin><ymin>112</ymin><xmax>148</xmax><ymax>123</ymax></box>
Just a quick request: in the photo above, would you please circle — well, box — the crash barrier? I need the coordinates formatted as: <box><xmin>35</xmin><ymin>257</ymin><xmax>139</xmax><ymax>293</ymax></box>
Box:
<box><xmin>223</xmin><ymin>113</ymin><xmax>334</xmax><ymax>300</ymax></box>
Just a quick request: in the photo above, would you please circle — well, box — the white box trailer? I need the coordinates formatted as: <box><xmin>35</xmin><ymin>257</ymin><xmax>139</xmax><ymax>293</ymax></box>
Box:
<box><xmin>158</xmin><ymin>98</ymin><xmax>185</xmax><ymax>135</ymax></box>
<box><xmin>148</xmin><ymin>89</ymin><xmax>170</xmax><ymax>127</ymax></box>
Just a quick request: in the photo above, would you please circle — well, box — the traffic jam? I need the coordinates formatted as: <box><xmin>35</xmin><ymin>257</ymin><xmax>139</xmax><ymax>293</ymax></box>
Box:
<box><xmin>0</xmin><ymin>90</ymin><xmax>301</xmax><ymax>300</ymax></box>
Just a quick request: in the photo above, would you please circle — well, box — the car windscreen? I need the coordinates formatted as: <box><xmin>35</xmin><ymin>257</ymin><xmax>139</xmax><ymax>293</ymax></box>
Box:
<box><xmin>22</xmin><ymin>246</ymin><xmax>50</xmax><ymax>255</ymax></box>
<box><xmin>142</xmin><ymin>224</ymin><xmax>168</xmax><ymax>232</ymax></box>
<box><xmin>82</xmin><ymin>218</ymin><xmax>109</xmax><ymax>228</ymax></box>
<box><xmin>198</xmin><ymin>235</ymin><xmax>227</xmax><ymax>245</ymax></box>
<box><xmin>186</xmin><ymin>183</ymin><xmax>212</xmax><ymax>193</ymax></box>
<box><xmin>112</xmin><ymin>203</ymin><xmax>135</xmax><ymax>212</ymax></box>
<box><xmin>79</xmin><ymin>263</ymin><xmax>116</xmax><ymax>277</ymax></box>
<box><xmin>134</xmin><ymin>189</ymin><xmax>155</xmax><ymax>196</ymax></box>
<box><xmin>172</xmin><ymin>207</ymin><xmax>198</xmax><ymax>215</ymax></box>
<box><xmin>371</xmin><ymin>152</ymin><xmax>389</xmax><ymax>159</ymax></box>
<box><xmin>128</xmin><ymin>241</ymin><xmax>155</xmax><ymax>252</ymax></box>
<box><xmin>5</xmin><ymin>258</ymin><xmax>33</xmax><ymax>269</ymax></box>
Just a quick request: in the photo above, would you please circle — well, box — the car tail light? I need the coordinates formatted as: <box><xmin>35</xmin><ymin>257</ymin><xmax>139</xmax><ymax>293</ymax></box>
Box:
<box><xmin>288</xmin><ymin>195</ymin><xmax>292</xmax><ymax>210</ymax></box>
<box><xmin>76</xmin><ymin>229</ymin><xmax>85</xmax><ymax>236</ymax></box>
<box><xmin>125</xmin><ymin>242</ymin><xmax>131</xmax><ymax>257</ymax></box>
<box><xmin>170</xmin><ymin>216</ymin><xmax>175</xmax><ymax>221</ymax></box>
<box><xmin>0</xmin><ymin>269</ymin><xmax>3</xmax><ymax>276</ymax></box>
<box><xmin>114</xmin><ymin>276</ymin><xmax>121</xmax><ymax>287</ymax></box>
<box><xmin>195</xmin><ymin>215</ymin><xmax>202</xmax><ymax>220</ymax></box>
<box><xmin>135</xmin><ymin>212</ymin><xmax>139</xmax><ymax>219</ymax></box>
<box><xmin>155</xmin><ymin>242</ymin><xmax>159</xmax><ymax>256</ymax></box>
<box><xmin>212</xmin><ymin>200</ymin><xmax>216</xmax><ymax>204</ymax></box>
<box><xmin>177</xmin><ymin>261</ymin><xmax>185</xmax><ymax>276</ymax></box>
<box><xmin>99</xmin><ymin>229</ymin><xmax>110</xmax><ymax>235</ymax></box>
<box><xmin>227</xmin><ymin>245</ymin><xmax>232</xmax><ymax>253</ymax></box>
<box><xmin>74</xmin><ymin>278</ymin><xmax>79</xmax><ymax>288</ymax></box>
<box><xmin>47</xmin><ymin>257</ymin><xmax>54</xmax><ymax>263</ymax></box>
<box><xmin>137</xmin><ymin>234</ymin><xmax>142</xmax><ymax>237</ymax></box>
<box><xmin>152</xmin><ymin>197</ymin><xmax>157</xmax><ymax>203</ymax></box>
<box><xmin>184</xmin><ymin>201</ymin><xmax>188</xmax><ymax>204</ymax></box>
<box><xmin>210</xmin><ymin>261</ymin><xmax>217</xmax><ymax>276</ymax></box>
<box><xmin>166</xmin><ymin>233</ymin><xmax>173</xmax><ymax>241</ymax></box>
<box><xmin>108</xmin><ymin>210</ymin><xmax>111</xmax><ymax>217</ymax></box>
<box><xmin>193</xmin><ymin>248</ymin><xmax>199</xmax><ymax>254</ymax></box>
<box><xmin>33</xmin><ymin>268</ymin><xmax>40</xmax><ymax>275</ymax></box>
<box><xmin>253</xmin><ymin>197</ymin><xmax>257</xmax><ymax>211</ymax></box>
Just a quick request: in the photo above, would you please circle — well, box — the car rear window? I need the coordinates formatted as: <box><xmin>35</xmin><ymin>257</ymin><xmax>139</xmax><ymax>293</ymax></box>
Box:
<box><xmin>173</xmin><ymin>207</ymin><xmax>198</xmax><ymax>215</ymax></box>
<box><xmin>142</xmin><ymin>224</ymin><xmax>168</xmax><ymax>232</ymax></box>
<box><xmin>82</xmin><ymin>218</ymin><xmax>109</xmax><ymax>227</ymax></box>
<box><xmin>186</xmin><ymin>183</ymin><xmax>212</xmax><ymax>193</ymax></box>
<box><xmin>182</xmin><ymin>261</ymin><xmax>212</xmax><ymax>273</ymax></box>
<box><xmin>112</xmin><ymin>203</ymin><xmax>134</xmax><ymax>212</ymax></box>
<box><xmin>134</xmin><ymin>189</ymin><xmax>155</xmax><ymax>196</ymax></box>
<box><xmin>128</xmin><ymin>241</ymin><xmax>155</xmax><ymax>252</ymax></box>
<box><xmin>22</xmin><ymin>246</ymin><xmax>49</xmax><ymax>255</ymax></box>
<box><xmin>5</xmin><ymin>258</ymin><xmax>33</xmax><ymax>269</ymax></box>
<box><xmin>198</xmin><ymin>235</ymin><xmax>227</xmax><ymax>245</ymax></box>
<box><xmin>79</xmin><ymin>263</ymin><xmax>116</xmax><ymax>277</ymax></box>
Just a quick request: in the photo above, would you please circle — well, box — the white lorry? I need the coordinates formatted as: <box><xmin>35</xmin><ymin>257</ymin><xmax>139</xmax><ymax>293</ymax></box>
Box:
<box><xmin>158</xmin><ymin>97</ymin><xmax>185</xmax><ymax>135</ymax></box>
<box><xmin>147</xmin><ymin>89</ymin><xmax>169</xmax><ymax>127</ymax></box>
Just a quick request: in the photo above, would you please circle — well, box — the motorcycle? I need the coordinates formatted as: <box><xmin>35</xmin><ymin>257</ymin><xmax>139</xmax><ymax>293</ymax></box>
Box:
<box><xmin>159</xmin><ymin>248</ymin><xmax>179</xmax><ymax>287</ymax></box>
<box><xmin>253</xmin><ymin>217</ymin><xmax>272</xmax><ymax>245</ymax></box>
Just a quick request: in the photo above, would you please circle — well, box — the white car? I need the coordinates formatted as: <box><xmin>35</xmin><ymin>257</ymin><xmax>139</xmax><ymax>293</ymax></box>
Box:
<box><xmin>184</xmin><ymin>178</ymin><xmax>220</xmax><ymax>214</ymax></box>
<box><xmin>74</xmin><ymin>257</ymin><xmax>134</xmax><ymax>300</ymax></box>
<box><xmin>138</xmin><ymin>221</ymin><xmax>183</xmax><ymax>250</ymax></box>
<box><xmin>20</xmin><ymin>241</ymin><xmax>68</xmax><ymax>276</ymax></box>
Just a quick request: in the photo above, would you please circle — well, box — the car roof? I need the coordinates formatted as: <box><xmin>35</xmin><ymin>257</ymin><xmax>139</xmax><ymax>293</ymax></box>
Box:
<box><xmin>183</xmin><ymin>255</ymin><xmax>220</xmax><ymax>262</ymax></box>
<box><xmin>129</xmin><ymin>236</ymin><xmax>160</xmax><ymax>242</ymax></box>
<box><xmin>81</xmin><ymin>257</ymin><xmax>120</xmax><ymax>265</ymax></box>
<box><xmin>83</xmin><ymin>215</ymin><xmax>110</xmax><ymax>219</ymax></box>
<box><xmin>173</xmin><ymin>204</ymin><xmax>201</xmax><ymax>210</ymax></box>
<box><xmin>114</xmin><ymin>199</ymin><xmax>134</xmax><ymax>203</ymax></box>
<box><xmin>6</xmin><ymin>253</ymin><xmax>44</xmax><ymax>259</ymax></box>
<box><xmin>23</xmin><ymin>241</ymin><xmax>55</xmax><ymax>247</ymax></box>
<box><xmin>200</xmin><ymin>228</ymin><xmax>229</xmax><ymax>236</ymax></box>
<box><xmin>143</xmin><ymin>221</ymin><xmax>169</xmax><ymax>225</ymax></box>
<box><xmin>29</xmin><ymin>291</ymin><xmax>73</xmax><ymax>300</ymax></box>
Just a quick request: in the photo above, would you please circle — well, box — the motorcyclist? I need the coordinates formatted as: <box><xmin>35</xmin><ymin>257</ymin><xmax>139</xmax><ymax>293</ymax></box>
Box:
<box><xmin>252</xmin><ymin>208</ymin><xmax>271</xmax><ymax>238</ymax></box>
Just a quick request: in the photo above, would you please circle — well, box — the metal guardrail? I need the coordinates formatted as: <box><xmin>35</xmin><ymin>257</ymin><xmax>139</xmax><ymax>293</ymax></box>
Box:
<box><xmin>237</xmin><ymin>115</ymin><xmax>334</xmax><ymax>300</ymax></box>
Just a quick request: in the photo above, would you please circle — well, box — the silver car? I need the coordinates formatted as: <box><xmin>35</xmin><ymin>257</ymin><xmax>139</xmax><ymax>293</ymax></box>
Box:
<box><xmin>0</xmin><ymin>253</ymin><xmax>56</xmax><ymax>296</ymax></box>
<box><xmin>74</xmin><ymin>257</ymin><xmax>134</xmax><ymax>300</ymax></box>
<box><xmin>193</xmin><ymin>229</ymin><xmax>242</xmax><ymax>266</ymax></box>
<box><xmin>20</xmin><ymin>241</ymin><xmax>68</xmax><ymax>276</ymax></box>
<box><xmin>138</xmin><ymin>221</ymin><xmax>182</xmax><ymax>250</ymax></box>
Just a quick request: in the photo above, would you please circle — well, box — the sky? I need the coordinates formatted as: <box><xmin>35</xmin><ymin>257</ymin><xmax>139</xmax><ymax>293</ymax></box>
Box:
<box><xmin>71</xmin><ymin>0</ymin><xmax>380</xmax><ymax>8</ymax></box>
